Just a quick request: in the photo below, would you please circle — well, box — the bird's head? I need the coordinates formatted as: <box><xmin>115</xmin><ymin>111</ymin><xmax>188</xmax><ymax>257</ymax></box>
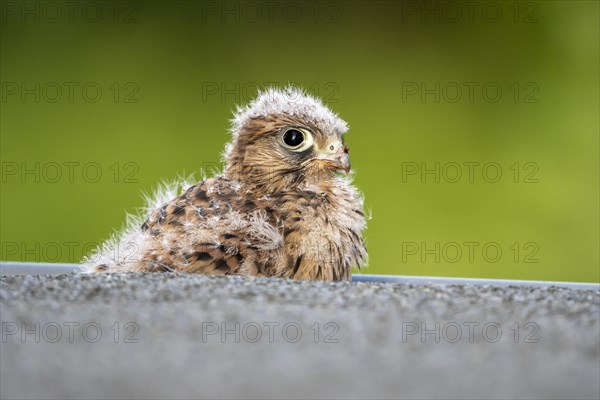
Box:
<box><xmin>224</xmin><ymin>86</ymin><xmax>351</xmax><ymax>193</ymax></box>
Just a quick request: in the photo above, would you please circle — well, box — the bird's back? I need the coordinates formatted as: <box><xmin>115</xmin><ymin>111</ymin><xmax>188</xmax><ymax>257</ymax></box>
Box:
<box><xmin>87</xmin><ymin>176</ymin><xmax>285</xmax><ymax>275</ymax></box>
<box><xmin>85</xmin><ymin>174</ymin><xmax>366</xmax><ymax>280</ymax></box>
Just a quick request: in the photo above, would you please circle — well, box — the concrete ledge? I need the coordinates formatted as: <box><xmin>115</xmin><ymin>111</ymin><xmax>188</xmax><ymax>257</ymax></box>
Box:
<box><xmin>1</xmin><ymin>272</ymin><xmax>599</xmax><ymax>399</ymax></box>
<box><xmin>352</xmin><ymin>273</ymin><xmax>600</xmax><ymax>290</ymax></box>
<box><xmin>0</xmin><ymin>261</ymin><xmax>81</xmax><ymax>275</ymax></box>
<box><xmin>1</xmin><ymin>261</ymin><xmax>597</xmax><ymax>290</ymax></box>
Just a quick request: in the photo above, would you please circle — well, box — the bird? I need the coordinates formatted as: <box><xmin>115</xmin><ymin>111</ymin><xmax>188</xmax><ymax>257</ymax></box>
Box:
<box><xmin>83</xmin><ymin>86</ymin><xmax>367</xmax><ymax>281</ymax></box>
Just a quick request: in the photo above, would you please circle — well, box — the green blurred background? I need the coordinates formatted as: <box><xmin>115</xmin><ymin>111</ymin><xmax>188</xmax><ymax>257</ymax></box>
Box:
<box><xmin>1</xmin><ymin>0</ymin><xmax>598</xmax><ymax>282</ymax></box>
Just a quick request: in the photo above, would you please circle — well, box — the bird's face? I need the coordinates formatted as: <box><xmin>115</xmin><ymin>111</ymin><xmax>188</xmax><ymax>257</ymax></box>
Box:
<box><xmin>224</xmin><ymin>87</ymin><xmax>351</xmax><ymax>192</ymax></box>
<box><xmin>226</xmin><ymin>114</ymin><xmax>350</xmax><ymax>192</ymax></box>
<box><xmin>279</xmin><ymin>124</ymin><xmax>350</xmax><ymax>175</ymax></box>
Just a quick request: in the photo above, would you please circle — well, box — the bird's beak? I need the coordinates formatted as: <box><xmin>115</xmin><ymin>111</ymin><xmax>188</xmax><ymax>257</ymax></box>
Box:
<box><xmin>317</xmin><ymin>146</ymin><xmax>351</xmax><ymax>175</ymax></box>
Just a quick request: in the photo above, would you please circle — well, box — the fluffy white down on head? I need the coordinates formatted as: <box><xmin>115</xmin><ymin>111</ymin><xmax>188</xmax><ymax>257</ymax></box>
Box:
<box><xmin>225</xmin><ymin>86</ymin><xmax>349</xmax><ymax>158</ymax></box>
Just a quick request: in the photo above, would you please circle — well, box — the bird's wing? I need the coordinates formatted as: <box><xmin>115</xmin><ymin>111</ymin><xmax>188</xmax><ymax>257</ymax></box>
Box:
<box><xmin>139</xmin><ymin>176</ymin><xmax>283</xmax><ymax>274</ymax></box>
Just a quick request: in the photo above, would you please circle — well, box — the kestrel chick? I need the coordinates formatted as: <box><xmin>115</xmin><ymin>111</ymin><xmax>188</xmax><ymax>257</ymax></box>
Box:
<box><xmin>84</xmin><ymin>86</ymin><xmax>367</xmax><ymax>280</ymax></box>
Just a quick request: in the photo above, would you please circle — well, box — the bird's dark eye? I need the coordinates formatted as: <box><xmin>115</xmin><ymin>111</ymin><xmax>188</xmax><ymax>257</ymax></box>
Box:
<box><xmin>281</xmin><ymin>128</ymin><xmax>314</xmax><ymax>152</ymax></box>
<box><xmin>283</xmin><ymin>129</ymin><xmax>304</xmax><ymax>147</ymax></box>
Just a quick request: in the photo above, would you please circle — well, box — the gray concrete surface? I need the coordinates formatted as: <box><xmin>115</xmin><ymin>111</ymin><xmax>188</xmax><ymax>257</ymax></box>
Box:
<box><xmin>1</xmin><ymin>272</ymin><xmax>599</xmax><ymax>399</ymax></box>
<box><xmin>2</xmin><ymin>262</ymin><xmax>598</xmax><ymax>290</ymax></box>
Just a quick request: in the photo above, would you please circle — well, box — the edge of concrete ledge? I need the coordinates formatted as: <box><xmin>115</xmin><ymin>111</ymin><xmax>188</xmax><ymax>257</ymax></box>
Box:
<box><xmin>1</xmin><ymin>261</ymin><xmax>598</xmax><ymax>291</ymax></box>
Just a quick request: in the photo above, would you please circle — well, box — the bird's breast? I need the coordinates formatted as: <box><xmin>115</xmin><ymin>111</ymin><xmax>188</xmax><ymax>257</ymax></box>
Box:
<box><xmin>273</xmin><ymin>184</ymin><xmax>367</xmax><ymax>280</ymax></box>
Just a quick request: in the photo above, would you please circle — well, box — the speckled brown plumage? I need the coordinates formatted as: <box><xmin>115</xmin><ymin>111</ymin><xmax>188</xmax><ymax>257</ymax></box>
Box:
<box><xmin>84</xmin><ymin>86</ymin><xmax>367</xmax><ymax>280</ymax></box>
